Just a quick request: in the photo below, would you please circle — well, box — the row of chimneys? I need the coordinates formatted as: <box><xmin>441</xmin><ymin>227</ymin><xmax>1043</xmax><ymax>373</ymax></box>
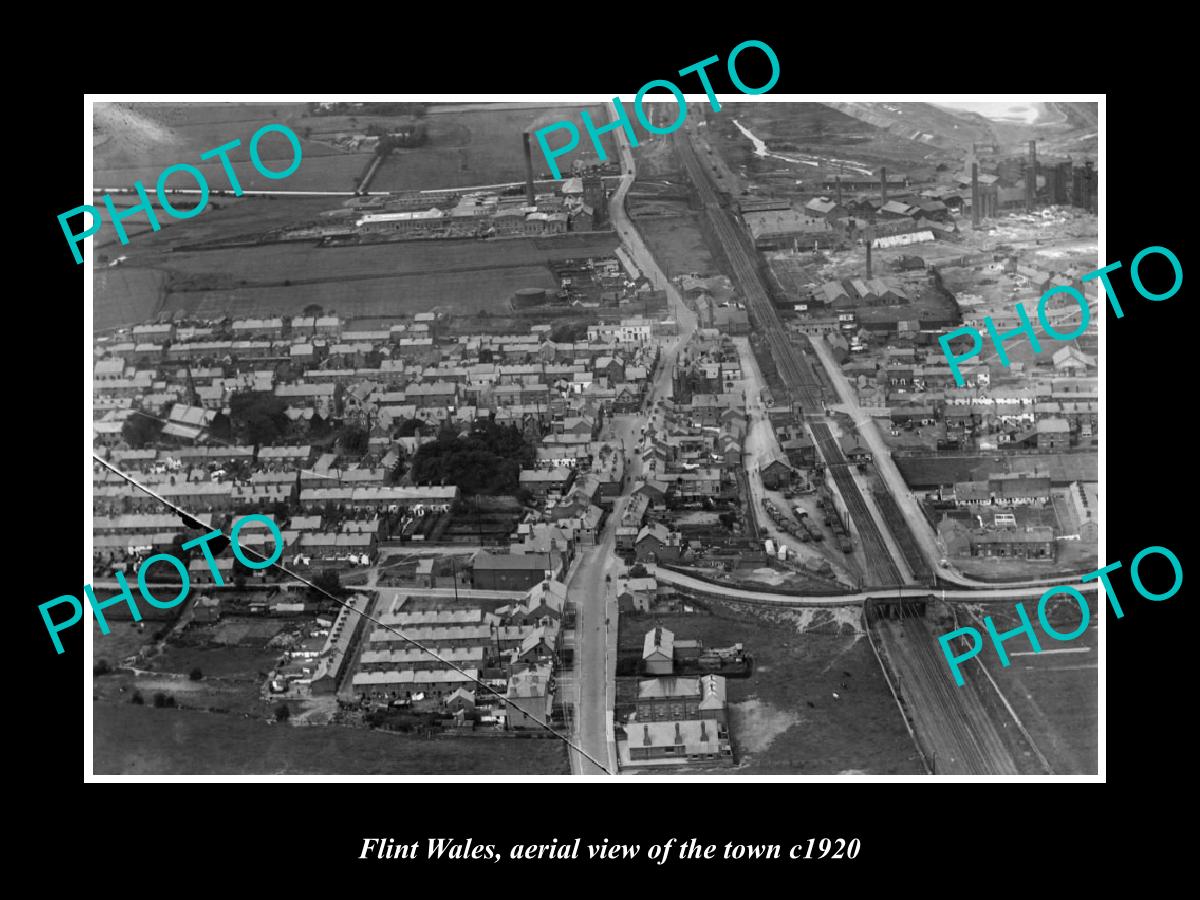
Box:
<box><xmin>971</xmin><ymin>139</ymin><xmax>1039</xmax><ymax>228</ymax></box>
<box><xmin>641</xmin><ymin>720</ymin><xmax>711</xmax><ymax>746</ymax></box>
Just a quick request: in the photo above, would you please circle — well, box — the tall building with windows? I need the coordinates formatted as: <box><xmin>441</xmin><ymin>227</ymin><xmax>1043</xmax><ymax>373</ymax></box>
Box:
<box><xmin>582</xmin><ymin>175</ymin><xmax>607</xmax><ymax>226</ymax></box>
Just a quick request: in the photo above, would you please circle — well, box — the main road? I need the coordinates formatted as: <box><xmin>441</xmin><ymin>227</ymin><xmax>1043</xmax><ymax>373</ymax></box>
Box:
<box><xmin>566</xmin><ymin>107</ymin><xmax>699</xmax><ymax>776</ymax></box>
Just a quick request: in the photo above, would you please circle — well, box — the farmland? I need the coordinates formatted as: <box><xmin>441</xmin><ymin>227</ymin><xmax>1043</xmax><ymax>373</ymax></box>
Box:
<box><xmin>93</xmin><ymin>702</ymin><xmax>571</xmax><ymax>775</ymax></box>
<box><xmin>617</xmin><ymin>600</ymin><xmax>925</xmax><ymax>774</ymax></box>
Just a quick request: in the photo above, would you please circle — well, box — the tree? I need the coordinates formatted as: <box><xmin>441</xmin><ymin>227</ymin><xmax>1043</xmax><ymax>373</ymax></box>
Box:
<box><xmin>131</xmin><ymin>691</ymin><xmax>144</xmax><ymax>705</ymax></box>
<box><xmin>340</xmin><ymin>424</ymin><xmax>369</xmax><ymax>456</ymax></box>
<box><xmin>189</xmin><ymin>668</ymin><xmax>203</xmax><ymax>681</ymax></box>
<box><xmin>152</xmin><ymin>692</ymin><xmax>169</xmax><ymax>708</ymax></box>
<box><xmin>630</xmin><ymin>564</ymin><xmax>649</xmax><ymax>579</ymax></box>
<box><xmin>230</xmin><ymin>393</ymin><xmax>290</xmax><ymax>445</ymax></box>
<box><xmin>309</xmin><ymin>410</ymin><xmax>331</xmax><ymax>438</ymax></box>
<box><xmin>209</xmin><ymin>411</ymin><xmax>232</xmax><ymax>441</ymax></box>
<box><xmin>309</xmin><ymin>569</ymin><xmax>345</xmax><ymax>601</ymax></box>
<box><xmin>303</xmin><ymin>304</ymin><xmax>323</xmax><ymax>318</ymax></box>
<box><xmin>274</xmin><ymin>703</ymin><xmax>291</xmax><ymax>722</ymax></box>
<box><xmin>93</xmin><ymin>659</ymin><xmax>110</xmax><ymax>676</ymax></box>
<box><xmin>410</xmin><ymin>421</ymin><xmax>534</xmax><ymax>496</ymax></box>
<box><xmin>121</xmin><ymin>412</ymin><xmax>163</xmax><ymax>449</ymax></box>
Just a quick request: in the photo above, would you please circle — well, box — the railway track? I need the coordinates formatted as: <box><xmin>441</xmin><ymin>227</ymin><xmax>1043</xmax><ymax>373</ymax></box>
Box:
<box><xmin>873</xmin><ymin>488</ymin><xmax>935</xmax><ymax>585</ymax></box>
<box><xmin>676</xmin><ymin>128</ymin><xmax>909</xmax><ymax>589</ymax></box>
<box><xmin>881</xmin><ymin>615</ymin><xmax>1019</xmax><ymax>774</ymax></box>
<box><xmin>810</xmin><ymin>422</ymin><xmax>901</xmax><ymax>586</ymax></box>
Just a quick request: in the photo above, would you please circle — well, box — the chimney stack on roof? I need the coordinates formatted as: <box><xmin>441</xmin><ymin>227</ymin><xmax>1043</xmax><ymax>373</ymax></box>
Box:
<box><xmin>881</xmin><ymin>166</ymin><xmax>888</xmax><ymax>205</ymax></box>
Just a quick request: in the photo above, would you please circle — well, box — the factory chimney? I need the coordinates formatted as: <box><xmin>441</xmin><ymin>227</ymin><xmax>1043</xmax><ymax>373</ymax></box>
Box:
<box><xmin>835</xmin><ymin>175</ymin><xmax>842</xmax><ymax>207</ymax></box>
<box><xmin>881</xmin><ymin>166</ymin><xmax>888</xmax><ymax>205</ymax></box>
<box><xmin>1026</xmin><ymin>139</ymin><xmax>1037</xmax><ymax>210</ymax></box>
<box><xmin>971</xmin><ymin>162</ymin><xmax>981</xmax><ymax>228</ymax></box>
<box><xmin>522</xmin><ymin>132</ymin><xmax>535</xmax><ymax>206</ymax></box>
<box><xmin>865</xmin><ymin>228</ymin><xmax>872</xmax><ymax>279</ymax></box>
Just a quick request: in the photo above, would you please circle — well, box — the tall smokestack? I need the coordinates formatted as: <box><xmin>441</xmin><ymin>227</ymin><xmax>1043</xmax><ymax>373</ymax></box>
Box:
<box><xmin>1026</xmin><ymin>139</ymin><xmax>1037</xmax><ymax>210</ymax></box>
<box><xmin>865</xmin><ymin>228</ymin><xmax>872</xmax><ymax>279</ymax></box>
<box><xmin>971</xmin><ymin>162</ymin><xmax>981</xmax><ymax>228</ymax></box>
<box><xmin>522</xmin><ymin>132</ymin><xmax>535</xmax><ymax>206</ymax></box>
<box><xmin>881</xmin><ymin>166</ymin><xmax>888</xmax><ymax>205</ymax></box>
<box><xmin>835</xmin><ymin>175</ymin><xmax>842</xmax><ymax>207</ymax></box>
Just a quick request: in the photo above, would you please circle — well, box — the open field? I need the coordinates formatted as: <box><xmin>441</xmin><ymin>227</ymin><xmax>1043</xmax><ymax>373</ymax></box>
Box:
<box><xmin>101</xmin><ymin>231</ymin><xmax>619</xmax><ymax>323</ymax></box>
<box><xmin>93</xmin><ymin>620</ymin><xmax>156</xmax><ymax>668</ymax></box>
<box><xmin>371</xmin><ymin>104</ymin><xmax>620</xmax><ymax>192</ymax></box>
<box><xmin>959</xmin><ymin>599</ymin><xmax>1098</xmax><ymax>774</ymax></box>
<box><xmin>94</xmin><ymin>102</ymin><xmax>374</xmax><ymax>193</ymax></box>
<box><xmin>617</xmin><ymin>601</ymin><xmax>924</xmax><ymax>774</ymax></box>
<box><xmin>162</xmin><ymin>265</ymin><xmax>560</xmax><ymax>319</ymax></box>
<box><xmin>93</xmin><ymin>702</ymin><xmax>570</xmax><ymax>775</ymax></box>
<box><xmin>631</xmin><ymin>207</ymin><xmax>715</xmax><ymax>279</ymax></box>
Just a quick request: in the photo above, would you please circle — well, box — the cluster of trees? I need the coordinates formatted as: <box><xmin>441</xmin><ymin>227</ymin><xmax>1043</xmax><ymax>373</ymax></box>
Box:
<box><xmin>550</xmin><ymin>320</ymin><xmax>590</xmax><ymax>343</ymax></box>
<box><xmin>409</xmin><ymin>421</ymin><xmax>534</xmax><ymax>496</ymax></box>
<box><xmin>121</xmin><ymin>411</ymin><xmax>163</xmax><ymax>449</ymax></box>
<box><xmin>230</xmin><ymin>393</ymin><xmax>290</xmax><ymax>445</ymax></box>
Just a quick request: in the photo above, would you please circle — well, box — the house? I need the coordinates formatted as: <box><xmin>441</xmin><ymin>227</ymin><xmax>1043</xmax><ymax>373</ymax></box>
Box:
<box><xmin>840</xmin><ymin>436</ymin><xmax>872</xmax><ymax>463</ymax></box>
<box><xmin>619</xmin><ymin>719</ymin><xmax>733</xmax><ymax>766</ymax></box>
<box><xmin>519</xmin><ymin>467</ymin><xmax>576</xmax><ymax>501</ymax></box>
<box><xmin>968</xmin><ymin>527</ymin><xmax>1057</xmax><ymax>561</ymax></box>
<box><xmin>643</xmin><ymin>626</ymin><xmax>675</xmax><ymax>675</ymax></box>
<box><xmin>635</xmin><ymin>674</ymin><xmax>727</xmax><ymax>724</ymax></box>
<box><xmin>471</xmin><ymin>551</ymin><xmax>561</xmax><ymax>591</ymax></box>
<box><xmin>617</xmin><ymin>576</ymin><xmax>658</xmax><ymax>614</ymax></box>
<box><xmin>638</xmin><ymin>482</ymin><xmax>667</xmax><ymax>511</ymax></box>
<box><xmin>760</xmin><ymin>453</ymin><xmax>793</xmax><ymax>489</ymax></box>
<box><xmin>1036</xmin><ymin>417</ymin><xmax>1071</xmax><ymax>450</ymax></box>
<box><xmin>506</xmin><ymin>663</ymin><xmax>553</xmax><ymax>730</ymax></box>
<box><xmin>192</xmin><ymin>596</ymin><xmax>221</xmax><ymax>623</ymax></box>
<box><xmin>635</xmin><ymin>523</ymin><xmax>681</xmax><ymax>564</ymax></box>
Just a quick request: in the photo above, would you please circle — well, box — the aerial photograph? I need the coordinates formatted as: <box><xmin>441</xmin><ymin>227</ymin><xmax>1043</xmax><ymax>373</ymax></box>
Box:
<box><xmin>88</xmin><ymin>98</ymin><xmax>1100</xmax><ymax>776</ymax></box>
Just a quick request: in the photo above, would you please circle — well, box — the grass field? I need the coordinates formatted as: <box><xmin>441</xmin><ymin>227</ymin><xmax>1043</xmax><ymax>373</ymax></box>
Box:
<box><xmin>93</xmin><ymin>702</ymin><xmax>570</xmax><ymax>775</ymax></box>
<box><xmin>94</xmin><ymin>102</ymin><xmax>375</xmax><ymax>194</ymax></box>
<box><xmin>93</xmin><ymin>620</ymin><xmax>156</xmax><ymax>669</ymax></box>
<box><xmin>370</xmin><ymin>104</ymin><xmax>620</xmax><ymax>192</ymax></box>
<box><xmin>99</xmin><ymin>230</ymin><xmax>620</xmax><ymax>324</ymax></box>
<box><xmin>960</xmin><ymin>598</ymin><xmax>1098</xmax><ymax>774</ymax></box>
<box><xmin>631</xmin><ymin>208</ymin><xmax>715</xmax><ymax>279</ymax></box>
<box><xmin>617</xmin><ymin>601</ymin><xmax>924</xmax><ymax>774</ymax></box>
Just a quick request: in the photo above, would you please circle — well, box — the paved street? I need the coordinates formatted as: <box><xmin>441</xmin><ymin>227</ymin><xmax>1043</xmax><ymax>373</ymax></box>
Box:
<box><xmin>565</xmin><ymin>108</ymin><xmax>698</xmax><ymax>775</ymax></box>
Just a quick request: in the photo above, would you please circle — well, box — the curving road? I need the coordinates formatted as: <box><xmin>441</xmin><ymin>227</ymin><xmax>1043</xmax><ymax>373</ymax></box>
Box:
<box><xmin>650</xmin><ymin>563</ymin><xmax>1093</xmax><ymax>607</ymax></box>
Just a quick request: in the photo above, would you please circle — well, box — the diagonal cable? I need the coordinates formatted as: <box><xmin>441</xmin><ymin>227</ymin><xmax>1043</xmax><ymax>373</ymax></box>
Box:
<box><xmin>91</xmin><ymin>453</ymin><xmax>615</xmax><ymax>775</ymax></box>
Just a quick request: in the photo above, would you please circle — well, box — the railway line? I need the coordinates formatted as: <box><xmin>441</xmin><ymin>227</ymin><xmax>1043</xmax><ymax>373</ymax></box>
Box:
<box><xmin>873</xmin><ymin>487</ymin><xmax>935</xmax><ymax>585</ymax></box>
<box><xmin>676</xmin><ymin>126</ymin><xmax>904</xmax><ymax>587</ymax></box>
<box><xmin>878</xmin><ymin>614</ymin><xmax>1021</xmax><ymax>774</ymax></box>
